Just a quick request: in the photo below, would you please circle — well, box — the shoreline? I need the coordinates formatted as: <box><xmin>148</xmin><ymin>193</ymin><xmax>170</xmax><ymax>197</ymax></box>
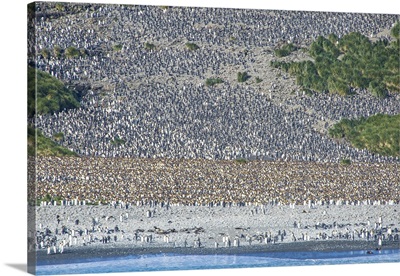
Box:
<box><xmin>34</xmin><ymin>204</ymin><xmax>400</xmax><ymax>267</ymax></box>
<box><xmin>36</xmin><ymin>240</ymin><xmax>400</xmax><ymax>265</ymax></box>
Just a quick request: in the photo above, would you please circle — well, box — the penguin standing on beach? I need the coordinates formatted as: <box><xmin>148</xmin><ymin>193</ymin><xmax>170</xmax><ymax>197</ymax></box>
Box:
<box><xmin>194</xmin><ymin>237</ymin><xmax>201</xmax><ymax>248</ymax></box>
<box><xmin>235</xmin><ymin>237</ymin><xmax>240</xmax><ymax>247</ymax></box>
<box><xmin>377</xmin><ymin>236</ymin><xmax>382</xmax><ymax>250</ymax></box>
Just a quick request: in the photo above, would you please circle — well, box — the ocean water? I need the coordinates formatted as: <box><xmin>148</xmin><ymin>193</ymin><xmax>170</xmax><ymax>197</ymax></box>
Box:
<box><xmin>36</xmin><ymin>249</ymin><xmax>400</xmax><ymax>275</ymax></box>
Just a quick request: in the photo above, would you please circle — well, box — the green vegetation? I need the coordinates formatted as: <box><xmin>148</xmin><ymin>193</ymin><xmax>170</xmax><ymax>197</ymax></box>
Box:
<box><xmin>205</xmin><ymin>78</ymin><xmax>223</xmax><ymax>86</ymax></box>
<box><xmin>237</xmin><ymin>71</ymin><xmax>250</xmax><ymax>82</ymax></box>
<box><xmin>274</xmin><ymin>43</ymin><xmax>298</xmax><ymax>57</ymax></box>
<box><xmin>36</xmin><ymin>193</ymin><xmax>65</xmax><ymax>206</ymax></box>
<box><xmin>40</xmin><ymin>48</ymin><xmax>51</xmax><ymax>59</ymax></box>
<box><xmin>111</xmin><ymin>136</ymin><xmax>126</xmax><ymax>146</ymax></box>
<box><xmin>28</xmin><ymin>67</ymin><xmax>81</xmax><ymax>157</ymax></box>
<box><xmin>235</xmin><ymin>158</ymin><xmax>249</xmax><ymax>164</ymax></box>
<box><xmin>55</xmin><ymin>3</ymin><xmax>65</xmax><ymax>12</ymax></box>
<box><xmin>28</xmin><ymin>126</ymin><xmax>78</xmax><ymax>157</ymax></box>
<box><xmin>391</xmin><ymin>22</ymin><xmax>400</xmax><ymax>39</ymax></box>
<box><xmin>271</xmin><ymin>23</ymin><xmax>400</xmax><ymax>97</ymax></box>
<box><xmin>53</xmin><ymin>132</ymin><xmax>64</xmax><ymax>142</ymax></box>
<box><xmin>340</xmin><ymin>159</ymin><xmax>352</xmax><ymax>165</ymax></box>
<box><xmin>328</xmin><ymin>114</ymin><xmax>400</xmax><ymax>157</ymax></box>
<box><xmin>144</xmin><ymin>42</ymin><xmax>156</xmax><ymax>51</ymax></box>
<box><xmin>185</xmin><ymin>42</ymin><xmax>199</xmax><ymax>51</ymax></box>
<box><xmin>255</xmin><ymin>77</ymin><xmax>263</xmax><ymax>83</ymax></box>
<box><xmin>112</xmin><ymin>44</ymin><xmax>123</xmax><ymax>51</ymax></box>
<box><xmin>43</xmin><ymin>194</ymin><xmax>52</xmax><ymax>202</ymax></box>
<box><xmin>53</xmin><ymin>45</ymin><xmax>62</xmax><ymax>58</ymax></box>
<box><xmin>65</xmin><ymin>46</ymin><xmax>80</xmax><ymax>58</ymax></box>
<box><xmin>303</xmin><ymin>89</ymin><xmax>315</xmax><ymax>96</ymax></box>
<box><xmin>41</xmin><ymin>45</ymin><xmax>88</xmax><ymax>59</ymax></box>
<box><xmin>28</xmin><ymin>66</ymin><xmax>81</xmax><ymax>117</ymax></box>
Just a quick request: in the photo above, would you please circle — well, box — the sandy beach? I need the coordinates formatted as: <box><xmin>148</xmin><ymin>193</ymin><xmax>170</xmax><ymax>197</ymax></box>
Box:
<box><xmin>33</xmin><ymin>204</ymin><xmax>400</xmax><ymax>264</ymax></box>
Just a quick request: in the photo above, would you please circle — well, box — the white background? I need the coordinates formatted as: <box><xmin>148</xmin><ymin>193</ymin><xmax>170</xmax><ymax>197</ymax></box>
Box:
<box><xmin>1</xmin><ymin>1</ymin><xmax>399</xmax><ymax>275</ymax></box>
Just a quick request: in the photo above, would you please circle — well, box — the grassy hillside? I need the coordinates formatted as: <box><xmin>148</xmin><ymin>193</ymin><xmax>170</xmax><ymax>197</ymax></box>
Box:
<box><xmin>28</xmin><ymin>126</ymin><xmax>78</xmax><ymax>157</ymax></box>
<box><xmin>328</xmin><ymin>114</ymin><xmax>400</xmax><ymax>157</ymax></box>
<box><xmin>28</xmin><ymin>66</ymin><xmax>81</xmax><ymax>117</ymax></box>
<box><xmin>271</xmin><ymin>22</ymin><xmax>400</xmax><ymax>97</ymax></box>
<box><xmin>28</xmin><ymin>66</ymin><xmax>81</xmax><ymax>156</ymax></box>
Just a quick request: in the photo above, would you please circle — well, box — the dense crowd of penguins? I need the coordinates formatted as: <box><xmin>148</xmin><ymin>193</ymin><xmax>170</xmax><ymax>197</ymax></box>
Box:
<box><xmin>30</xmin><ymin>3</ymin><xmax>399</xmax><ymax>163</ymax></box>
<box><xmin>35</xmin><ymin>81</ymin><xmax>400</xmax><ymax>162</ymax></box>
<box><xmin>28</xmin><ymin>3</ymin><xmax>400</xmax><ymax>257</ymax></box>
<box><xmin>35</xmin><ymin>157</ymin><xmax>400</xmax><ymax>206</ymax></box>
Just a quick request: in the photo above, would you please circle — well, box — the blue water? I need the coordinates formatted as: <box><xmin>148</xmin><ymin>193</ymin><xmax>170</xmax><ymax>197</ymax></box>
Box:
<box><xmin>36</xmin><ymin>249</ymin><xmax>400</xmax><ymax>275</ymax></box>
